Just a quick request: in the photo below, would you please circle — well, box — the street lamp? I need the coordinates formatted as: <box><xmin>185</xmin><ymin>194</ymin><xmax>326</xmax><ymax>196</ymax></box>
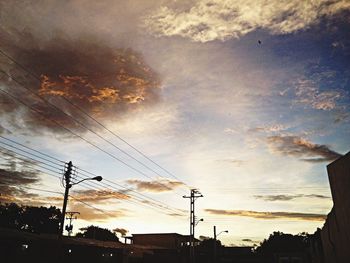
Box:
<box><xmin>217</xmin><ymin>230</ymin><xmax>229</xmax><ymax>238</ymax></box>
<box><xmin>69</xmin><ymin>176</ymin><xmax>102</xmax><ymax>187</ymax></box>
<box><xmin>195</xmin><ymin>218</ymin><xmax>204</xmax><ymax>226</ymax></box>
<box><xmin>59</xmin><ymin>161</ymin><xmax>103</xmax><ymax>238</ymax></box>
<box><xmin>213</xmin><ymin>226</ymin><xmax>228</xmax><ymax>263</ymax></box>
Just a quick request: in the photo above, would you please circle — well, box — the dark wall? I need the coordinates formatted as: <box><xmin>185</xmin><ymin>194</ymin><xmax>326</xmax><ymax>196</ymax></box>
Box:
<box><xmin>321</xmin><ymin>152</ymin><xmax>350</xmax><ymax>263</ymax></box>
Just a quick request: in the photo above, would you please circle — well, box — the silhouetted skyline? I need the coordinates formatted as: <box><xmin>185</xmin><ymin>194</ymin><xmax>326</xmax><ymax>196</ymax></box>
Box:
<box><xmin>0</xmin><ymin>0</ymin><xmax>349</xmax><ymax>246</ymax></box>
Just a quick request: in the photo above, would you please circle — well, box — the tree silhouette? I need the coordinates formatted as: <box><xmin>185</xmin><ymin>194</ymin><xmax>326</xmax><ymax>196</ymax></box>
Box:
<box><xmin>20</xmin><ymin>205</ymin><xmax>61</xmax><ymax>233</ymax></box>
<box><xmin>0</xmin><ymin>203</ymin><xmax>21</xmax><ymax>229</ymax></box>
<box><xmin>0</xmin><ymin>202</ymin><xmax>61</xmax><ymax>234</ymax></box>
<box><xmin>255</xmin><ymin>231</ymin><xmax>309</xmax><ymax>256</ymax></box>
<box><xmin>76</xmin><ymin>225</ymin><xmax>119</xmax><ymax>242</ymax></box>
<box><xmin>198</xmin><ymin>238</ymin><xmax>222</xmax><ymax>252</ymax></box>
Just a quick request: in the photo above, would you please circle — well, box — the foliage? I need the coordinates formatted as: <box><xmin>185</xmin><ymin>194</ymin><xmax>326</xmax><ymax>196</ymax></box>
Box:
<box><xmin>255</xmin><ymin>231</ymin><xmax>310</xmax><ymax>255</ymax></box>
<box><xmin>0</xmin><ymin>202</ymin><xmax>61</xmax><ymax>234</ymax></box>
<box><xmin>199</xmin><ymin>238</ymin><xmax>222</xmax><ymax>250</ymax></box>
<box><xmin>76</xmin><ymin>225</ymin><xmax>119</xmax><ymax>242</ymax></box>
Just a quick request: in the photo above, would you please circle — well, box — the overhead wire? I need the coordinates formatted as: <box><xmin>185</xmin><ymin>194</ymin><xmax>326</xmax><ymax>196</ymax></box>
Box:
<box><xmin>18</xmin><ymin>185</ymin><xmax>64</xmax><ymax>196</ymax></box>
<box><xmin>0</xmin><ymin>70</ymin><xmax>183</xmax><ymax>186</ymax></box>
<box><xmin>71</xmin><ymin>174</ymin><xmax>186</xmax><ymax>216</ymax></box>
<box><xmin>0</xmin><ymin>137</ymin><xmax>64</xmax><ymax>168</ymax></box>
<box><xmin>0</xmin><ymin>153</ymin><xmax>62</xmax><ymax>181</ymax></box>
<box><xmin>76</xmin><ymin>166</ymin><xmax>186</xmax><ymax>214</ymax></box>
<box><xmin>13</xmin><ymin>185</ymin><xmax>118</xmax><ymax>219</ymax></box>
<box><xmin>0</xmin><ymin>135</ymin><xmax>186</xmax><ymax>216</ymax></box>
<box><xmin>0</xmin><ymin>49</ymin><xmax>190</xmax><ymax>187</ymax></box>
<box><xmin>0</xmin><ymin>135</ymin><xmax>64</xmax><ymax>164</ymax></box>
<box><xmin>0</xmin><ymin>87</ymin><xmax>157</xmax><ymax>180</ymax></box>
<box><xmin>69</xmin><ymin>194</ymin><xmax>125</xmax><ymax>218</ymax></box>
<box><xmin>0</xmin><ymin>75</ymin><xmax>184</xmax><ymax>194</ymax></box>
<box><xmin>0</xmin><ymin>146</ymin><xmax>62</xmax><ymax>175</ymax></box>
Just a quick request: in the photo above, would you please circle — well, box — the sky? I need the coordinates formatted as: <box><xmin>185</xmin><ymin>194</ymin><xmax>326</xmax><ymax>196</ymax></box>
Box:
<box><xmin>0</xmin><ymin>0</ymin><xmax>349</xmax><ymax>246</ymax></box>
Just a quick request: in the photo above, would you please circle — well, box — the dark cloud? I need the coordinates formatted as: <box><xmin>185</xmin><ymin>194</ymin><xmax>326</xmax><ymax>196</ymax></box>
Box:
<box><xmin>113</xmin><ymin>228</ymin><xmax>128</xmax><ymax>236</ymax></box>
<box><xmin>0</xmin><ymin>151</ymin><xmax>41</xmax><ymax>203</ymax></box>
<box><xmin>167</xmin><ymin>212</ymin><xmax>186</xmax><ymax>217</ymax></box>
<box><xmin>70</xmin><ymin>189</ymin><xmax>130</xmax><ymax>203</ymax></box>
<box><xmin>0</xmin><ymin>5</ymin><xmax>161</xmax><ymax>135</ymax></box>
<box><xmin>241</xmin><ymin>238</ymin><xmax>260</xmax><ymax>244</ymax></box>
<box><xmin>254</xmin><ymin>194</ymin><xmax>330</xmax><ymax>201</ymax></box>
<box><xmin>205</xmin><ymin>209</ymin><xmax>326</xmax><ymax>221</ymax></box>
<box><xmin>0</xmin><ymin>168</ymin><xmax>39</xmax><ymax>185</ymax></box>
<box><xmin>126</xmin><ymin>178</ymin><xmax>185</xmax><ymax>193</ymax></box>
<box><xmin>307</xmin><ymin>194</ymin><xmax>331</xmax><ymax>199</ymax></box>
<box><xmin>267</xmin><ymin>135</ymin><xmax>343</xmax><ymax>162</ymax></box>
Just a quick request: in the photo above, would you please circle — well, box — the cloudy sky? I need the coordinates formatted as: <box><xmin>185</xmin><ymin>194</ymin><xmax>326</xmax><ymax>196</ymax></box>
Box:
<box><xmin>0</xmin><ymin>0</ymin><xmax>349</xmax><ymax>246</ymax></box>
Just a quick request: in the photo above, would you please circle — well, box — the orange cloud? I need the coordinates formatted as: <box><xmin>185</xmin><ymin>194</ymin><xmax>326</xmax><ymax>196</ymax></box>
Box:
<box><xmin>0</xmin><ymin>37</ymin><xmax>160</xmax><ymax>135</ymax></box>
<box><xmin>205</xmin><ymin>209</ymin><xmax>326</xmax><ymax>221</ymax></box>
<box><xmin>71</xmin><ymin>189</ymin><xmax>130</xmax><ymax>203</ymax></box>
<box><xmin>126</xmin><ymin>178</ymin><xmax>185</xmax><ymax>193</ymax></box>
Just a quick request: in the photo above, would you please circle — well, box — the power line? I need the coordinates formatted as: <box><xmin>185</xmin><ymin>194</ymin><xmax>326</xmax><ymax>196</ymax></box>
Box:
<box><xmin>18</xmin><ymin>185</ymin><xmax>63</xmax><ymax>195</ymax></box>
<box><xmin>0</xmin><ymin>154</ymin><xmax>62</xmax><ymax>181</ymax></box>
<box><xmin>0</xmin><ymin>139</ymin><xmax>186</xmax><ymax>215</ymax></box>
<box><xmin>76</xmin><ymin>167</ymin><xmax>186</xmax><ymax>214</ymax></box>
<box><xmin>73</xmin><ymin>171</ymin><xmax>187</xmax><ymax>216</ymax></box>
<box><xmin>0</xmin><ymin>146</ymin><xmax>62</xmax><ymax>175</ymax></box>
<box><xmin>0</xmin><ymin>50</ymin><xmax>189</xmax><ymax>186</ymax></box>
<box><xmin>70</xmin><ymin>177</ymin><xmax>184</xmax><ymax>216</ymax></box>
<box><xmin>0</xmin><ymin>136</ymin><xmax>63</xmax><ymax>167</ymax></box>
<box><xmin>0</xmin><ymin>83</ymin><xmax>180</xmax><ymax>193</ymax></box>
<box><xmin>69</xmin><ymin>194</ymin><xmax>122</xmax><ymax>218</ymax></box>
<box><xmin>12</xmin><ymin>185</ymin><xmax>118</xmax><ymax>219</ymax></box>
<box><xmin>210</xmin><ymin>187</ymin><xmax>329</xmax><ymax>190</ymax></box>
<box><xmin>0</xmin><ymin>135</ymin><xmax>186</xmax><ymax>215</ymax></box>
<box><xmin>0</xmin><ymin>141</ymin><xmax>62</xmax><ymax>169</ymax></box>
<box><xmin>0</xmin><ymin>69</ymin><xmax>184</xmax><ymax>186</ymax></box>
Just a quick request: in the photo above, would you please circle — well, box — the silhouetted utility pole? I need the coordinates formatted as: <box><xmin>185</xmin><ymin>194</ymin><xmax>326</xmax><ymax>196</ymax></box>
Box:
<box><xmin>65</xmin><ymin>211</ymin><xmax>80</xmax><ymax>236</ymax></box>
<box><xmin>183</xmin><ymin>189</ymin><xmax>203</xmax><ymax>263</ymax></box>
<box><xmin>59</xmin><ymin>161</ymin><xmax>73</xmax><ymax>238</ymax></box>
<box><xmin>58</xmin><ymin>161</ymin><xmax>102</xmax><ymax>239</ymax></box>
<box><xmin>213</xmin><ymin>225</ymin><xmax>217</xmax><ymax>263</ymax></box>
<box><xmin>213</xmin><ymin>226</ymin><xmax>228</xmax><ymax>263</ymax></box>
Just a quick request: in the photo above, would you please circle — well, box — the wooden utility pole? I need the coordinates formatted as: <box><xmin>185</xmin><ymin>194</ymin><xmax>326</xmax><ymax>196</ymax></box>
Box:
<box><xmin>59</xmin><ymin>161</ymin><xmax>73</xmax><ymax>238</ymax></box>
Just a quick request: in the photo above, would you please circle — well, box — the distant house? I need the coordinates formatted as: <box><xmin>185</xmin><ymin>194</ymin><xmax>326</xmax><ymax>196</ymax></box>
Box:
<box><xmin>129</xmin><ymin>233</ymin><xmax>198</xmax><ymax>263</ymax></box>
<box><xmin>131</xmin><ymin>233</ymin><xmax>195</xmax><ymax>249</ymax></box>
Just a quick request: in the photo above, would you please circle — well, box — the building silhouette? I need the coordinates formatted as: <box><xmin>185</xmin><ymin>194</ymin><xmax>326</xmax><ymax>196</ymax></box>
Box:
<box><xmin>312</xmin><ymin>152</ymin><xmax>350</xmax><ymax>263</ymax></box>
